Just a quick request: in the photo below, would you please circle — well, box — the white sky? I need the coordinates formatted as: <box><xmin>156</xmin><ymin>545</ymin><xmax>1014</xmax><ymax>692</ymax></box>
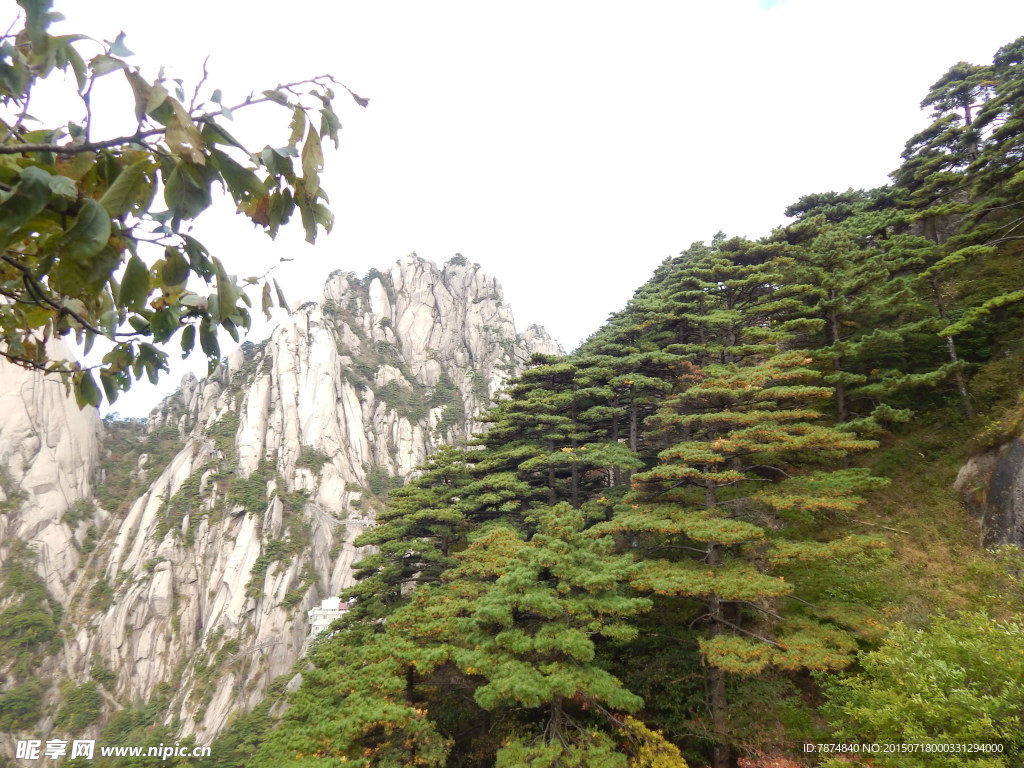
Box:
<box><xmin>38</xmin><ymin>0</ymin><xmax>1024</xmax><ymax>416</ymax></box>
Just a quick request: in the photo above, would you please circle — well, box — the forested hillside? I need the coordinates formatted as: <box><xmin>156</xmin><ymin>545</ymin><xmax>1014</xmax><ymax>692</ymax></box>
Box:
<box><xmin>238</xmin><ymin>37</ymin><xmax>1023</xmax><ymax>768</ymax></box>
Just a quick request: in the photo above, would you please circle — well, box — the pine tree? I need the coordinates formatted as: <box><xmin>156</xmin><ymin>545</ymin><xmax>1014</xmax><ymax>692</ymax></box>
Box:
<box><xmin>604</xmin><ymin>351</ymin><xmax>886</xmax><ymax>767</ymax></box>
<box><xmin>477</xmin><ymin>357</ymin><xmax>642</xmax><ymax>509</ymax></box>
<box><xmin>445</xmin><ymin>504</ymin><xmax>662</xmax><ymax>766</ymax></box>
<box><xmin>780</xmin><ymin>219</ymin><xmax>914</xmax><ymax>429</ymax></box>
<box><xmin>260</xmin><ymin>504</ymin><xmax>684</xmax><ymax>767</ymax></box>
<box><xmin>253</xmin><ymin>618</ymin><xmax>452</xmax><ymax>767</ymax></box>
<box><xmin>346</xmin><ymin>445</ymin><xmax>472</xmax><ymax>621</ymax></box>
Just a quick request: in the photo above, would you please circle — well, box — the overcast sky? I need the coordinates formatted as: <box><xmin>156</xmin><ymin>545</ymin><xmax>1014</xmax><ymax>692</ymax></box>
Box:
<box><xmin>43</xmin><ymin>0</ymin><xmax>1024</xmax><ymax>416</ymax></box>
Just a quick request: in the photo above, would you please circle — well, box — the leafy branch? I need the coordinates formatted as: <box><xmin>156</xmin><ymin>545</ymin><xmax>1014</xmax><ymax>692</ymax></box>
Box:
<box><xmin>0</xmin><ymin>0</ymin><xmax>367</xmax><ymax>407</ymax></box>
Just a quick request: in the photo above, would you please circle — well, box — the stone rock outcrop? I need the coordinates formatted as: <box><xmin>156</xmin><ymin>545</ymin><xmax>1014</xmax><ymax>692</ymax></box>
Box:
<box><xmin>0</xmin><ymin>340</ymin><xmax>102</xmax><ymax>602</ymax></box>
<box><xmin>955</xmin><ymin>437</ymin><xmax>1024</xmax><ymax>547</ymax></box>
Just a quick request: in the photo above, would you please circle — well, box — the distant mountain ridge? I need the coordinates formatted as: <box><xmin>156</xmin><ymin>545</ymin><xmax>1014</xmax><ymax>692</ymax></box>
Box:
<box><xmin>0</xmin><ymin>253</ymin><xmax>561</xmax><ymax>756</ymax></box>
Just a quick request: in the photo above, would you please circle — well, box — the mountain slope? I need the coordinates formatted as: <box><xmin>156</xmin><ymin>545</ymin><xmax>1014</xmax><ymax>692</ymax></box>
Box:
<box><xmin>0</xmin><ymin>254</ymin><xmax>561</xmax><ymax>752</ymax></box>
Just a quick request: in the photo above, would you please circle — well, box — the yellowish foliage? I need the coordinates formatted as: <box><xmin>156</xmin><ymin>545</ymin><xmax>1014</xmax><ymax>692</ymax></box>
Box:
<box><xmin>620</xmin><ymin>716</ymin><xmax>687</xmax><ymax>768</ymax></box>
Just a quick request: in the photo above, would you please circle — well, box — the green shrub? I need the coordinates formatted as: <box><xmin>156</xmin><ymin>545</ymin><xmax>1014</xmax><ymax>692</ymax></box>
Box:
<box><xmin>63</xmin><ymin>498</ymin><xmax>95</xmax><ymax>527</ymax></box>
<box><xmin>0</xmin><ymin>680</ymin><xmax>44</xmax><ymax>730</ymax></box>
<box><xmin>296</xmin><ymin>446</ymin><xmax>330</xmax><ymax>473</ymax></box>
<box><xmin>0</xmin><ymin>467</ymin><xmax>26</xmax><ymax>513</ymax></box>
<box><xmin>823</xmin><ymin>611</ymin><xmax>1024</xmax><ymax>766</ymax></box>
<box><xmin>54</xmin><ymin>681</ymin><xmax>102</xmax><ymax>732</ymax></box>
<box><xmin>91</xmin><ymin>661</ymin><xmax>117</xmax><ymax>687</ymax></box>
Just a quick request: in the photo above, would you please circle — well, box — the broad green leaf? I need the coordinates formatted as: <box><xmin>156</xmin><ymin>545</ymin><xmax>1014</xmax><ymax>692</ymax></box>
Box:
<box><xmin>165</xmin><ymin>100</ymin><xmax>206</xmax><ymax>164</ymax></box>
<box><xmin>301</xmin><ymin>125</ymin><xmax>324</xmax><ymax>192</ymax></box>
<box><xmin>319</xmin><ymin>106</ymin><xmax>342</xmax><ymax>148</ymax></box>
<box><xmin>261</xmin><ymin>89</ymin><xmax>288</xmax><ymax>106</ymax></box>
<box><xmin>199</xmin><ymin>321</ymin><xmax>219</xmax><ymax>372</ymax></box>
<box><xmin>99</xmin><ymin>371</ymin><xmax>119</xmax><ymax>404</ymax></box>
<box><xmin>47</xmin><ymin>174</ymin><xmax>77</xmax><ymax>199</ymax></box>
<box><xmin>178</xmin><ymin>293</ymin><xmax>206</xmax><ymax>308</ymax></box>
<box><xmin>181</xmin><ymin>235</ymin><xmax>213</xmax><ymax>279</ymax></box>
<box><xmin>180</xmin><ymin>324</ymin><xmax>195</xmax><ymax>357</ymax></box>
<box><xmin>74</xmin><ymin>371</ymin><xmax>102</xmax><ymax>408</ymax></box>
<box><xmin>0</xmin><ymin>166</ymin><xmax>52</xmax><ymax>244</ymax></box>
<box><xmin>160</xmin><ymin>247</ymin><xmax>189</xmax><ymax>286</ymax></box>
<box><xmin>267</xmin><ymin>188</ymin><xmax>295</xmax><ymax>236</ymax></box>
<box><xmin>99</xmin><ymin>158</ymin><xmax>150</xmax><ymax>217</ymax></box>
<box><xmin>274</xmin><ymin>279</ymin><xmax>288</xmax><ymax>311</ymax></box>
<box><xmin>120</xmin><ymin>255</ymin><xmax>150</xmax><ymax>310</ymax></box>
<box><xmin>312</xmin><ymin>201</ymin><xmax>333</xmax><ymax>232</ymax></box>
<box><xmin>107</xmin><ymin>31</ymin><xmax>133</xmax><ymax>57</ymax></box>
<box><xmin>90</xmin><ymin>54</ymin><xmax>127</xmax><ymax>77</ymax></box>
<box><xmin>62</xmin><ymin>41</ymin><xmax>87</xmax><ymax>91</ymax></box>
<box><xmin>20</xmin><ymin>304</ymin><xmax>52</xmax><ymax>329</ymax></box>
<box><xmin>99</xmin><ymin>310</ymin><xmax>119</xmax><ymax>338</ymax></box>
<box><xmin>17</xmin><ymin>0</ymin><xmax>50</xmax><ymax>50</ymax></box>
<box><xmin>60</xmin><ymin>198</ymin><xmax>111</xmax><ymax>261</ymax></box>
<box><xmin>127</xmin><ymin>315</ymin><xmax>150</xmax><ymax>333</ymax></box>
<box><xmin>300</xmin><ymin>202</ymin><xmax>316</xmax><ymax>244</ymax></box>
<box><xmin>299</xmin><ymin>198</ymin><xmax>332</xmax><ymax>244</ymax></box>
<box><xmin>149</xmin><ymin>308</ymin><xmax>176</xmax><ymax>342</ymax></box>
<box><xmin>213</xmin><ymin>256</ymin><xmax>237</xmax><ymax>322</ymax></box>
<box><xmin>261</xmin><ymin>281</ymin><xmax>272</xmax><ymax>320</ymax></box>
<box><xmin>145</xmin><ymin>81</ymin><xmax>169</xmax><ymax>116</ymax></box>
<box><xmin>288</xmin><ymin>107</ymin><xmax>306</xmax><ymax>147</ymax></box>
<box><xmin>200</xmin><ymin>122</ymin><xmax>247</xmax><ymax>151</ymax></box>
<box><xmin>261</xmin><ymin>147</ymin><xmax>293</xmax><ymax>176</ymax></box>
<box><xmin>78</xmin><ymin>245</ymin><xmax>121</xmax><ymax>292</ymax></box>
<box><xmin>65</xmin><ymin>151</ymin><xmax>96</xmax><ymax>180</ymax></box>
<box><xmin>137</xmin><ymin>343</ymin><xmax>168</xmax><ymax>384</ymax></box>
<box><xmin>164</xmin><ymin>160</ymin><xmax>212</xmax><ymax>221</ymax></box>
<box><xmin>209</xmin><ymin>148</ymin><xmax>267</xmax><ymax>204</ymax></box>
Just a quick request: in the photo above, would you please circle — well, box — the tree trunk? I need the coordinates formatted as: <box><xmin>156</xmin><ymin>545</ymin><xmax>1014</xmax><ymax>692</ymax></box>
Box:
<box><xmin>705</xmin><ymin>480</ymin><xmax>730</xmax><ymax>768</ymax></box>
<box><xmin>930</xmin><ymin>276</ymin><xmax>973</xmax><ymax>419</ymax></box>
<box><xmin>946</xmin><ymin>334</ymin><xmax>974</xmax><ymax>419</ymax></box>
<box><xmin>629</xmin><ymin>386</ymin><xmax>638</xmax><ymax>453</ymax></box>
<box><xmin>828</xmin><ymin>308</ymin><xmax>847</xmax><ymax>423</ymax></box>
<box><xmin>707</xmin><ymin>539</ymin><xmax>730</xmax><ymax>768</ymax></box>
<box><xmin>611</xmin><ymin>397</ymin><xmax>621</xmax><ymax>486</ymax></box>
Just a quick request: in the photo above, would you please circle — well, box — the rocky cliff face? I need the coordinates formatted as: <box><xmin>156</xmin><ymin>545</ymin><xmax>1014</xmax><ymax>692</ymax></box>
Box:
<box><xmin>0</xmin><ymin>340</ymin><xmax>102</xmax><ymax>602</ymax></box>
<box><xmin>955</xmin><ymin>437</ymin><xmax>1024</xmax><ymax>548</ymax></box>
<box><xmin>0</xmin><ymin>254</ymin><xmax>561</xmax><ymax>752</ymax></box>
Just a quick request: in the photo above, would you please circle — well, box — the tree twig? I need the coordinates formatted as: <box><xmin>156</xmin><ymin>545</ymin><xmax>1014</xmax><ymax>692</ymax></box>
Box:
<box><xmin>851</xmin><ymin>519</ymin><xmax>910</xmax><ymax>535</ymax></box>
<box><xmin>0</xmin><ymin>128</ymin><xmax>166</xmax><ymax>155</ymax></box>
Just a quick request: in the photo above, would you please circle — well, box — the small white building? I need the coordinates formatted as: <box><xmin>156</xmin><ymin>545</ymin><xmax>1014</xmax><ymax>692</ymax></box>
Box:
<box><xmin>308</xmin><ymin>596</ymin><xmax>350</xmax><ymax>637</ymax></box>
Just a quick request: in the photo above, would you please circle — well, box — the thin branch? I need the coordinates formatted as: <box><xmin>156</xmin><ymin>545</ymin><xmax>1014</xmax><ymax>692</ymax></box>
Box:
<box><xmin>689</xmin><ymin>612</ymin><xmax>711</xmax><ymax>630</ymax></box>
<box><xmin>217</xmin><ymin>74</ymin><xmax>338</xmax><ymax>116</ymax></box>
<box><xmin>851</xmin><ymin>519</ymin><xmax>911</xmax><ymax>535</ymax></box>
<box><xmin>9</xmin><ymin>81</ymin><xmax>33</xmax><ymax>140</ymax></box>
<box><xmin>639</xmin><ymin>544</ymin><xmax>713</xmax><ymax>556</ymax></box>
<box><xmin>0</xmin><ymin>347</ymin><xmax>97</xmax><ymax>375</ymax></box>
<box><xmin>746</xmin><ymin>463</ymin><xmax>793</xmax><ymax>480</ymax></box>
<box><xmin>732</xmin><ymin>600</ymin><xmax>784</xmax><ymax>621</ymax></box>
<box><xmin>190</xmin><ymin>56</ymin><xmax>211</xmax><ymax>113</ymax></box>
<box><xmin>0</xmin><ymin>74</ymin><xmax>347</xmax><ymax>156</ymax></box>
<box><xmin>0</xmin><ymin>127</ymin><xmax>166</xmax><ymax>155</ymax></box>
<box><xmin>712</xmin><ymin>615</ymin><xmax>783</xmax><ymax>648</ymax></box>
<box><xmin>1</xmin><ymin>13</ymin><xmax>21</xmax><ymax>41</ymax></box>
<box><xmin>1</xmin><ymin>252</ymin><xmax>143</xmax><ymax>340</ymax></box>
<box><xmin>783</xmin><ymin>594</ymin><xmax>823</xmax><ymax>610</ymax></box>
<box><xmin>82</xmin><ymin>70</ymin><xmax>95</xmax><ymax>143</ymax></box>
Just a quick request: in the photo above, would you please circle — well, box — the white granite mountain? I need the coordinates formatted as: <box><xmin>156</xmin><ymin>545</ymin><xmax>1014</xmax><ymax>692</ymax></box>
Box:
<box><xmin>0</xmin><ymin>254</ymin><xmax>561</xmax><ymax>752</ymax></box>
